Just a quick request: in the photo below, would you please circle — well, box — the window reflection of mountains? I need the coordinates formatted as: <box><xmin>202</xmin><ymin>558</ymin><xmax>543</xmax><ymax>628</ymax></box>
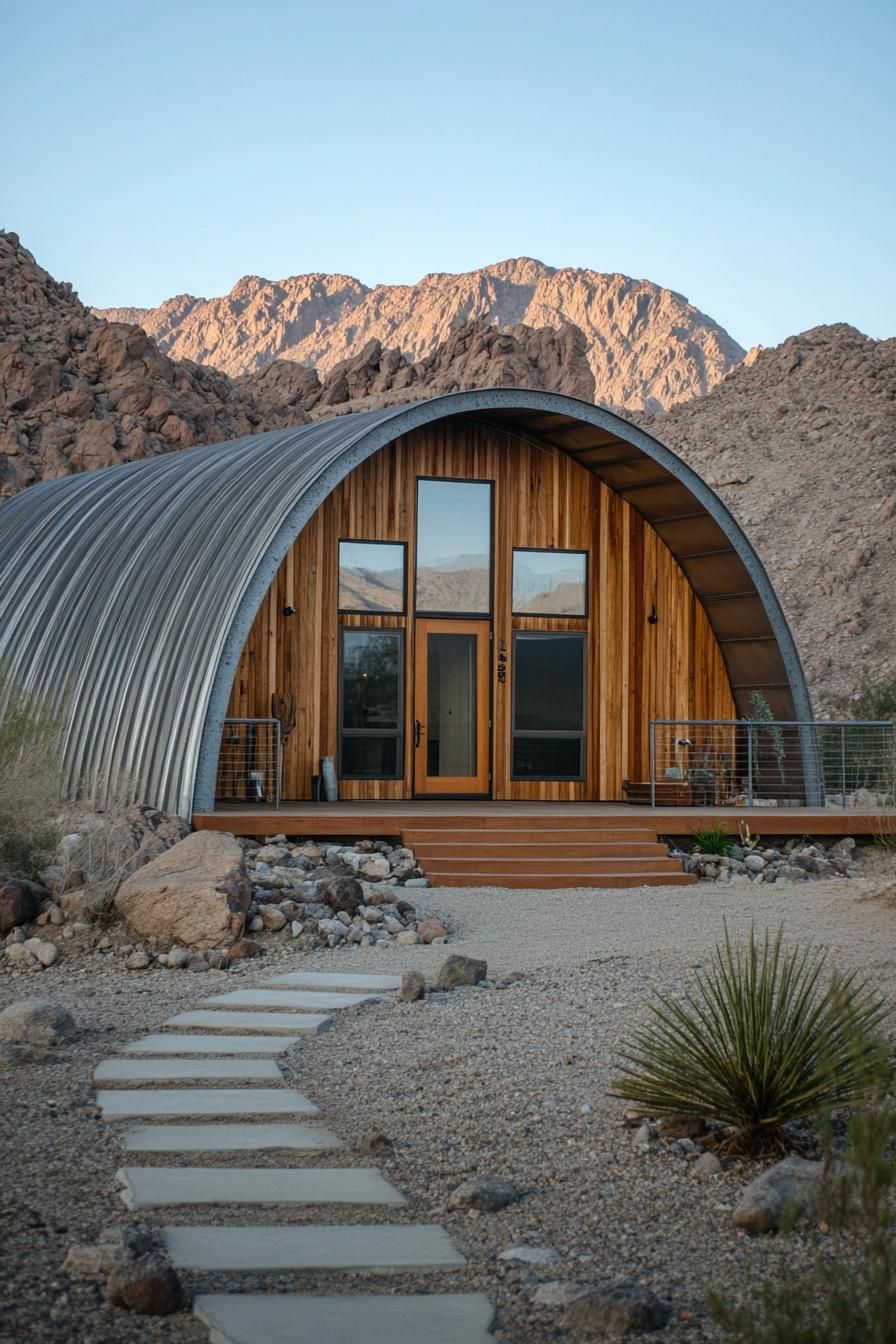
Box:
<box><xmin>339</xmin><ymin>566</ymin><xmax>405</xmax><ymax>612</ymax></box>
<box><xmin>340</xmin><ymin>557</ymin><xmax>491</xmax><ymax>613</ymax></box>
<box><xmin>514</xmin><ymin>581</ymin><xmax>586</xmax><ymax>615</ymax></box>
<box><xmin>513</xmin><ymin>561</ymin><xmax>587</xmax><ymax>615</ymax></box>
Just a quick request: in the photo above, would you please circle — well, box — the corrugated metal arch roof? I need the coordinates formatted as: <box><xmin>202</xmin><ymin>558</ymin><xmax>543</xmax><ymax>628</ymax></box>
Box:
<box><xmin>0</xmin><ymin>388</ymin><xmax>813</xmax><ymax>817</ymax></box>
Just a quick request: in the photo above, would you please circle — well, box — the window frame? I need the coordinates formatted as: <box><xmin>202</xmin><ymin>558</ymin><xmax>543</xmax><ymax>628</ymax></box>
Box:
<box><xmin>337</xmin><ymin>626</ymin><xmax>405</xmax><ymax>781</ymax></box>
<box><xmin>413</xmin><ymin>476</ymin><xmax>495</xmax><ymax>619</ymax></box>
<box><xmin>510</xmin><ymin>631</ymin><xmax>588</xmax><ymax>781</ymax></box>
<box><xmin>511</xmin><ymin>546</ymin><xmax>589</xmax><ymax>618</ymax></box>
<box><xmin>337</xmin><ymin>538</ymin><xmax>408</xmax><ymax>615</ymax></box>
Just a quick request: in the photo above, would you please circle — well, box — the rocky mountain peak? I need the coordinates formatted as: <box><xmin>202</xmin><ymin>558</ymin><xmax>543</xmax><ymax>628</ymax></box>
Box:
<box><xmin>94</xmin><ymin>257</ymin><xmax>745</xmax><ymax>409</ymax></box>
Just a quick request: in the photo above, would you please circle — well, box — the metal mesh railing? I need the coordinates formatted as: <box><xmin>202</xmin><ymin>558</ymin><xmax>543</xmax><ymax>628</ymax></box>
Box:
<box><xmin>649</xmin><ymin>719</ymin><xmax>896</xmax><ymax>809</ymax></box>
<box><xmin>215</xmin><ymin>718</ymin><xmax>282</xmax><ymax>806</ymax></box>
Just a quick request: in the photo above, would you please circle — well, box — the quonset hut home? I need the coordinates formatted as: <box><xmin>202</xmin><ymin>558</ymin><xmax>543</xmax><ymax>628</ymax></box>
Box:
<box><xmin>0</xmin><ymin>389</ymin><xmax>818</xmax><ymax>886</ymax></box>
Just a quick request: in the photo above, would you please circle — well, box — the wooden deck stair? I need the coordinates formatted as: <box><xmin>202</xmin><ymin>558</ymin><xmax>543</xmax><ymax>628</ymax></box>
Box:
<box><xmin>401</xmin><ymin>816</ymin><xmax>696</xmax><ymax>889</ymax></box>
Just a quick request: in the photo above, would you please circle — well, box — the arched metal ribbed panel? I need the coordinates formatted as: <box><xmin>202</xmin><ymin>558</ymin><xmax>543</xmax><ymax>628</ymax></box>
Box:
<box><xmin>0</xmin><ymin>389</ymin><xmax>814</xmax><ymax>817</ymax></box>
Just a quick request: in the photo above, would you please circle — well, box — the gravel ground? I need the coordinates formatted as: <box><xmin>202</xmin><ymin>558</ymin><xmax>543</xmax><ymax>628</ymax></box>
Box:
<box><xmin>1</xmin><ymin>865</ymin><xmax>894</xmax><ymax>1343</ymax></box>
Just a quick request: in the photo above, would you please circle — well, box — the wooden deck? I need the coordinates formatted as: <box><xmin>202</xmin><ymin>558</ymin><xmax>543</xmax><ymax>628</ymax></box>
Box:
<box><xmin>194</xmin><ymin>800</ymin><xmax>893</xmax><ymax>838</ymax></box>
<box><xmin>193</xmin><ymin>801</ymin><xmax>892</xmax><ymax>888</ymax></box>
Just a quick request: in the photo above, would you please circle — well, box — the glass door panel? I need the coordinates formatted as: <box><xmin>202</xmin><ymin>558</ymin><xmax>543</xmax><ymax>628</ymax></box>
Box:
<box><xmin>414</xmin><ymin>619</ymin><xmax>490</xmax><ymax>795</ymax></box>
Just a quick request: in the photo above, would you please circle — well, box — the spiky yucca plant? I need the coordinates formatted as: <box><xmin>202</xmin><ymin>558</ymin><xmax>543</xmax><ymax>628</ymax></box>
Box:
<box><xmin>613</xmin><ymin>927</ymin><xmax>889</xmax><ymax>1155</ymax></box>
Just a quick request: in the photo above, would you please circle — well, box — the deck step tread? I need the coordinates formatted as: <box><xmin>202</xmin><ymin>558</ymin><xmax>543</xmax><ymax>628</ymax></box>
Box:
<box><xmin>428</xmin><ymin>872</ymin><xmax>697</xmax><ymax>888</ymax></box>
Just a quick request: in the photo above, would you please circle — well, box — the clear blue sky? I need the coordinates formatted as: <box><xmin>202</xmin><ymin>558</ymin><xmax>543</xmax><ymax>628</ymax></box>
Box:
<box><xmin>3</xmin><ymin>0</ymin><xmax>894</xmax><ymax>348</ymax></box>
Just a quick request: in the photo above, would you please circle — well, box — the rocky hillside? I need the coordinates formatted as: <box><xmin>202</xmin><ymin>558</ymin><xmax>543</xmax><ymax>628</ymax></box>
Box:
<box><xmin>635</xmin><ymin>325</ymin><xmax>896</xmax><ymax>700</ymax></box>
<box><xmin>0</xmin><ymin>231</ymin><xmax>315</xmax><ymax>496</ymax></box>
<box><xmin>98</xmin><ymin>257</ymin><xmax>745</xmax><ymax>412</ymax></box>
<box><xmin>2</xmin><ymin>231</ymin><xmax>893</xmax><ymax>701</ymax></box>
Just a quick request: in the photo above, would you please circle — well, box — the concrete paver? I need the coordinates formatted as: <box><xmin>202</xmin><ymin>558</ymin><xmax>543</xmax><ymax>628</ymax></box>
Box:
<box><xmin>97</xmin><ymin>1088</ymin><xmax>318</xmax><ymax>1118</ymax></box>
<box><xmin>163</xmin><ymin>1224</ymin><xmax>467</xmax><ymax>1273</ymax></box>
<box><xmin>94</xmin><ymin>1058</ymin><xmax>282</xmax><ymax>1083</ymax></box>
<box><xmin>164</xmin><ymin>1010</ymin><xmax>331</xmax><ymax>1034</ymax></box>
<box><xmin>117</xmin><ymin>1166</ymin><xmax>406</xmax><ymax>1208</ymax></box>
<box><xmin>194</xmin><ymin>1292</ymin><xmax>495</xmax><ymax>1344</ymax></box>
<box><xmin>121</xmin><ymin>1123</ymin><xmax>343</xmax><ymax>1153</ymax></box>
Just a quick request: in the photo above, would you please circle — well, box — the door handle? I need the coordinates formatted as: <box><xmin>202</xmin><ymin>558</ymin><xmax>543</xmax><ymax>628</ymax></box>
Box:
<box><xmin>414</xmin><ymin>719</ymin><xmax>423</xmax><ymax>748</ymax></box>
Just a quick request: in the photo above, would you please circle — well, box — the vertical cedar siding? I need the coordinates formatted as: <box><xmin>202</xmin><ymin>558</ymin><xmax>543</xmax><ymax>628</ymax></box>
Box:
<box><xmin>225</xmin><ymin>419</ymin><xmax>736</xmax><ymax>800</ymax></box>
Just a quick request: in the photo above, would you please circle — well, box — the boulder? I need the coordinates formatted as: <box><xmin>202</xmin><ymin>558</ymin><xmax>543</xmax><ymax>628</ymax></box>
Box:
<box><xmin>0</xmin><ymin>998</ymin><xmax>76</xmax><ymax>1045</ymax></box>
<box><xmin>436</xmin><ymin>954</ymin><xmax>487</xmax><ymax>989</ymax></box>
<box><xmin>226</xmin><ymin>937</ymin><xmax>263</xmax><ymax>962</ymax></box>
<box><xmin>317</xmin><ymin>876</ymin><xmax>364</xmax><ymax>917</ymax></box>
<box><xmin>565</xmin><ymin>1284</ymin><xmax>671</xmax><ymax>1336</ymax></box>
<box><xmin>447</xmin><ymin>1178</ymin><xmax>521</xmax><ymax>1212</ymax></box>
<box><xmin>731</xmin><ymin>1155</ymin><xmax>823</xmax><ymax>1232</ymax></box>
<box><xmin>105</xmin><ymin>1252</ymin><xmax>184</xmax><ymax>1315</ymax></box>
<box><xmin>0</xmin><ymin>879</ymin><xmax>44</xmax><ymax>932</ymax></box>
<box><xmin>398</xmin><ymin>970</ymin><xmax>426</xmax><ymax>1002</ymax></box>
<box><xmin>114</xmin><ymin>831</ymin><xmax>250</xmax><ymax>949</ymax></box>
<box><xmin>416</xmin><ymin>916</ymin><xmax>448</xmax><ymax>943</ymax></box>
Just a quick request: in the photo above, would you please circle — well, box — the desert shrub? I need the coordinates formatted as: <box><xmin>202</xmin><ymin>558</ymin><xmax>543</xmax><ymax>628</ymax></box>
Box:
<box><xmin>612</xmin><ymin>926</ymin><xmax>889</xmax><ymax>1156</ymax></box>
<box><xmin>712</xmin><ymin>1043</ymin><xmax>896</xmax><ymax>1342</ymax></box>
<box><xmin>0</xmin><ymin>663</ymin><xmax>63</xmax><ymax>879</ymax></box>
<box><xmin>691</xmin><ymin>823</ymin><xmax>732</xmax><ymax>856</ymax></box>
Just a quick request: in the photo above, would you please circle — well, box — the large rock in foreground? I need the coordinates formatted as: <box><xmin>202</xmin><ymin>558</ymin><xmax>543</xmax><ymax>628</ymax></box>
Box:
<box><xmin>0</xmin><ymin>998</ymin><xmax>76</xmax><ymax>1046</ymax></box>
<box><xmin>731</xmin><ymin>1155</ymin><xmax>824</xmax><ymax>1233</ymax></box>
<box><xmin>114</xmin><ymin>831</ymin><xmax>250</xmax><ymax>949</ymax></box>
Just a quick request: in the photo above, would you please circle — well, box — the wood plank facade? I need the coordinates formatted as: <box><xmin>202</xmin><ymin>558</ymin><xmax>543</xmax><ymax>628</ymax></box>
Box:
<box><xmin>225</xmin><ymin>417</ymin><xmax>735</xmax><ymax>801</ymax></box>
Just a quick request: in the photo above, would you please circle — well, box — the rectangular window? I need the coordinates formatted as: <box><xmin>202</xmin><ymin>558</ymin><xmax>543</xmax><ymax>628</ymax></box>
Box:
<box><xmin>512</xmin><ymin>548</ymin><xmax>588</xmax><ymax>617</ymax></box>
<box><xmin>339</xmin><ymin>540</ymin><xmax>406</xmax><ymax>613</ymax></box>
<box><xmin>415</xmin><ymin>479</ymin><xmax>492</xmax><ymax>615</ymax></box>
<box><xmin>511</xmin><ymin>632</ymin><xmax>587</xmax><ymax>779</ymax></box>
<box><xmin>339</xmin><ymin>629</ymin><xmax>404</xmax><ymax>779</ymax></box>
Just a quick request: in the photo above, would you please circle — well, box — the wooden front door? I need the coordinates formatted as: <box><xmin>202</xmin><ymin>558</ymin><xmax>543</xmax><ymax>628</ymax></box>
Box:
<box><xmin>413</xmin><ymin>619</ymin><xmax>491</xmax><ymax>795</ymax></box>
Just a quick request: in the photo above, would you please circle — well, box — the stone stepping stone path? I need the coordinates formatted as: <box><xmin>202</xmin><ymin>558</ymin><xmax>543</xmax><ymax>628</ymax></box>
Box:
<box><xmin>117</xmin><ymin>1166</ymin><xmax>407</xmax><ymax>1208</ymax></box>
<box><xmin>164</xmin><ymin>1009</ymin><xmax>332</xmax><ymax>1034</ymax></box>
<box><xmin>121</xmin><ymin>1122</ymin><xmax>344</xmax><ymax>1153</ymax></box>
<box><xmin>263</xmin><ymin>971</ymin><xmax>401</xmax><ymax>990</ymax></box>
<box><xmin>97</xmin><ymin>1088</ymin><xmax>318</xmax><ymax>1118</ymax></box>
<box><xmin>201</xmin><ymin>988</ymin><xmax>380</xmax><ymax>1010</ymax></box>
<box><xmin>95</xmin><ymin>1057</ymin><xmax>283</xmax><ymax>1083</ymax></box>
<box><xmin>162</xmin><ymin>1223</ymin><xmax>467</xmax><ymax>1273</ymax></box>
<box><xmin>122</xmin><ymin>1033</ymin><xmax>300</xmax><ymax>1054</ymax></box>
<box><xmin>92</xmin><ymin>967</ymin><xmax>491</xmax><ymax>1342</ymax></box>
<box><xmin>195</xmin><ymin>1292</ymin><xmax>496</xmax><ymax>1344</ymax></box>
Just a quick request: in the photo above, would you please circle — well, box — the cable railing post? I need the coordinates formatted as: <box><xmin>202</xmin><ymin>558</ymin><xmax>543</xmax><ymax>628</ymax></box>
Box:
<box><xmin>649</xmin><ymin>721</ymin><xmax>656</xmax><ymax>809</ymax></box>
<box><xmin>839</xmin><ymin>722</ymin><xmax>847</xmax><ymax>808</ymax></box>
<box><xmin>746</xmin><ymin>723</ymin><xmax>754</xmax><ymax>807</ymax></box>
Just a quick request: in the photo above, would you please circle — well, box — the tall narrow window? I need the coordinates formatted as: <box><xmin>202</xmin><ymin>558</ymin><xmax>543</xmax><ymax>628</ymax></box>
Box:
<box><xmin>415</xmin><ymin>479</ymin><xmax>492</xmax><ymax>615</ymax></box>
<box><xmin>512</xmin><ymin>633</ymin><xmax>587</xmax><ymax>779</ymax></box>
<box><xmin>339</xmin><ymin>629</ymin><xmax>404</xmax><ymax>779</ymax></box>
